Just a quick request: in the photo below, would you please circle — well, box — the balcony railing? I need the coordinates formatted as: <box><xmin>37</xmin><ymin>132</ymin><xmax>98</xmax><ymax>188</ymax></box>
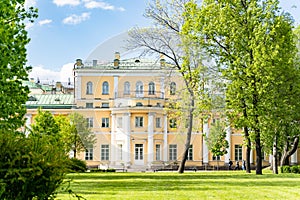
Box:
<box><xmin>114</xmin><ymin>90</ymin><xmax>165</xmax><ymax>99</ymax></box>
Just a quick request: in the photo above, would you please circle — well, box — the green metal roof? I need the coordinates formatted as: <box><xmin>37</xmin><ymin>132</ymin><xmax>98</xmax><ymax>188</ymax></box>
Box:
<box><xmin>26</xmin><ymin>94</ymin><xmax>74</xmax><ymax>109</ymax></box>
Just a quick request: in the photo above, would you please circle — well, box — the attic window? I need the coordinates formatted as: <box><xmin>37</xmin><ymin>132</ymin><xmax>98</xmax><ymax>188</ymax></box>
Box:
<box><xmin>136</xmin><ymin>102</ymin><xmax>143</xmax><ymax>107</ymax></box>
<box><xmin>55</xmin><ymin>98</ymin><xmax>60</xmax><ymax>101</ymax></box>
<box><xmin>135</xmin><ymin>59</ymin><xmax>140</xmax><ymax>63</ymax></box>
<box><xmin>28</xmin><ymin>96</ymin><xmax>37</xmax><ymax>101</ymax></box>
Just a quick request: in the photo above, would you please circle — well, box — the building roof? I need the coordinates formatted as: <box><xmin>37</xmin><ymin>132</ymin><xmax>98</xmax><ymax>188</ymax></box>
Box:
<box><xmin>26</xmin><ymin>94</ymin><xmax>74</xmax><ymax>109</ymax></box>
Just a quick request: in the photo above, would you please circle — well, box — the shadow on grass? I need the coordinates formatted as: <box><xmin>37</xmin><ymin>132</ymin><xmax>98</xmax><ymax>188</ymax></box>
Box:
<box><xmin>64</xmin><ymin>171</ymin><xmax>300</xmax><ymax>195</ymax></box>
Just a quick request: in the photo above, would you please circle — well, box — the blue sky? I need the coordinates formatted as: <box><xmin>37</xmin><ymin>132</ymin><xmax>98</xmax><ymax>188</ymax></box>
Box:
<box><xmin>24</xmin><ymin>0</ymin><xmax>300</xmax><ymax>82</ymax></box>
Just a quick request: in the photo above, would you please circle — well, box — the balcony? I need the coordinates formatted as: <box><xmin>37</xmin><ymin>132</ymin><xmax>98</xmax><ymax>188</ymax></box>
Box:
<box><xmin>114</xmin><ymin>90</ymin><xmax>165</xmax><ymax>99</ymax></box>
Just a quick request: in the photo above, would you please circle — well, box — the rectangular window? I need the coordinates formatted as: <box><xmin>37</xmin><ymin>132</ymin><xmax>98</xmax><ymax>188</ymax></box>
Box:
<box><xmin>156</xmin><ymin>117</ymin><xmax>161</xmax><ymax>128</ymax></box>
<box><xmin>156</xmin><ymin>144</ymin><xmax>161</xmax><ymax>160</ymax></box>
<box><xmin>135</xmin><ymin>144</ymin><xmax>143</xmax><ymax>160</ymax></box>
<box><xmin>234</xmin><ymin>144</ymin><xmax>242</xmax><ymax>161</ymax></box>
<box><xmin>101</xmin><ymin>144</ymin><xmax>109</xmax><ymax>160</ymax></box>
<box><xmin>86</xmin><ymin>103</ymin><xmax>93</xmax><ymax>108</ymax></box>
<box><xmin>187</xmin><ymin>145</ymin><xmax>193</xmax><ymax>160</ymax></box>
<box><xmin>101</xmin><ymin>118</ymin><xmax>109</xmax><ymax>128</ymax></box>
<box><xmin>135</xmin><ymin>117</ymin><xmax>144</xmax><ymax>127</ymax></box>
<box><xmin>169</xmin><ymin>119</ymin><xmax>177</xmax><ymax>128</ymax></box>
<box><xmin>117</xmin><ymin>117</ymin><xmax>123</xmax><ymax>128</ymax></box>
<box><xmin>85</xmin><ymin>147</ymin><xmax>93</xmax><ymax>160</ymax></box>
<box><xmin>101</xmin><ymin>103</ymin><xmax>109</xmax><ymax>108</ymax></box>
<box><xmin>212</xmin><ymin>155</ymin><xmax>221</xmax><ymax>161</ymax></box>
<box><xmin>86</xmin><ymin>118</ymin><xmax>93</xmax><ymax>128</ymax></box>
<box><xmin>169</xmin><ymin>144</ymin><xmax>177</xmax><ymax>160</ymax></box>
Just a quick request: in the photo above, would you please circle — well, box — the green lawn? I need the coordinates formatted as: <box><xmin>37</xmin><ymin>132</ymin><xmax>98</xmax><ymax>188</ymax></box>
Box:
<box><xmin>55</xmin><ymin>170</ymin><xmax>300</xmax><ymax>200</ymax></box>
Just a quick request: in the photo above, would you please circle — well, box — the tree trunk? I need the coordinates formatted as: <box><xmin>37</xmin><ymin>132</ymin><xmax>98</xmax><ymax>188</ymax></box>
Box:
<box><xmin>244</xmin><ymin>126</ymin><xmax>251</xmax><ymax>173</ymax></box>
<box><xmin>272</xmin><ymin>135</ymin><xmax>278</xmax><ymax>174</ymax></box>
<box><xmin>255</xmin><ymin>129</ymin><xmax>263</xmax><ymax>175</ymax></box>
<box><xmin>178</xmin><ymin>97</ymin><xmax>194</xmax><ymax>173</ymax></box>
<box><xmin>280</xmin><ymin>136</ymin><xmax>299</xmax><ymax>166</ymax></box>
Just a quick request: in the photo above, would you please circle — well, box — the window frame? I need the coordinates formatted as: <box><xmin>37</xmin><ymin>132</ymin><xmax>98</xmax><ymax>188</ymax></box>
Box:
<box><xmin>86</xmin><ymin>117</ymin><xmax>93</xmax><ymax>128</ymax></box>
<box><xmin>101</xmin><ymin>117</ymin><xmax>109</xmax><ymax>128</ymax></box>
<box><xmin>170</xmin><ymin>82</ymin><xmax>176</xmax><ymax>95</ymax></box>
<box><xmin>148</xmin><ymin>82</ymin><xmax>155</xmax><ymax>95</ymax></box>
<box><xmin>101</xmin><ymin>144</ymin><xmax>110</xmax><ymax>161</ymax></box>
<box><xmin>102</xmin><ymin>81</ymin><xmax>109</xmax><ymax>95</ymax></box>
<box><xmin>85</xmin><ymin>147</ymin><xmax>93</xmax><ymax>160</ymax></box>
<box><xmin>169</xmin><ymin>144</ymin><xmax>177</xmax><ymax>161</ymax></box>
<box><xmin>234</xmin><ymin>144</ymin><xmax>243</xmax><ymax>161</ymax></box>
<box><xmin>135</xmin><ymin>116</ymin><xmax>144</xmax><ymax>128</ymax></box>
<box><xmin>86</xmin><ymin>81</ymin><xmax>93</xmax><ymax>95</ymax></box>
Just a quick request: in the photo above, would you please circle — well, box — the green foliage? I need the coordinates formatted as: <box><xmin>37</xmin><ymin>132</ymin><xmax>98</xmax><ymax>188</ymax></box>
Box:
<box><xmin>281</xmin><ymin>165</ymin><xmax>300</xmax><ymax>174</ymax></box>
<box><xmin>68</xmin><ymin>112</ymin><xmax>96</xmax><ymax>157</ymax></box>
<box><xmin>183</xmin><ymin>0</ymin><xmax>299</xmax><ymax>174</ymax></box>
<box><xmin>204</xmin><ymin>120</ymin><xmax>229</xmax><ymax>157</ymax></box>
<box><xmin>68</xmin><ymin>158</ymin><xmax>87</xmax><ymax>173</ymax></box>
<box><xmin>0</xmin><ymin>0</ymin><xmax>37</xmax><ymax>131</ymax></box>
<box><xmin>0</xmin><ymin>131</ymin><xmax>69</xmax><ymax>200</ymax></box>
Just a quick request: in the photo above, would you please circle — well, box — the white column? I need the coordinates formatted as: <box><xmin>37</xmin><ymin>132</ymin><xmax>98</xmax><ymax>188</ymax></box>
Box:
<box><xmin>110</xmin><ymin>114</ymin><xmax>116</xmax><ymax>165</ymax></box>
<box><xmin>291</xmin><ymin>150</ymin><xmax>298</xmax><ymax>164</ymax></box>
<box><xmin>224</xmin><ymin>126</ymin><xmax>231</xmax><ymax>163</ymax></box>
<box><xmin>148</xmin><ymin>112</ymin><xmax>155</xmax><ymax>165</ymax></box>
<box><xmin>25</xmin><ymin>114</ymin><xmax>32</xmax><ymax>137</ymax></box>
<box><xmin>269</xmin><ymin>154</ymin><xmax>273</xmax><ymax>165</ymax></box>
<box><xmin>113</xmin><ymin>75</ymin><xmax>118</xmax><ymax>98</ymax></box>
<box><xmin>163</xmin><ymin>114</ymin><xmax>168</xmax><ymax>161</ymax></box>
<box><xmin>202</xmin><ymin>122</ymin><xmax>209</xmax><ymax>164</ymax></box>
<box><xmin>124</xmin><ymin>113</ymin><xmax>131</xmax><ymax>166</ymax></box>
<box><xmin>75</xmin><ymin>76</ymin><xmax>81</xmax><ymax>100</ymax></box>
<box><xmin>160</xmin><ymin>77</ymin><xmax>165</xmax><ymax>98</ymax></box>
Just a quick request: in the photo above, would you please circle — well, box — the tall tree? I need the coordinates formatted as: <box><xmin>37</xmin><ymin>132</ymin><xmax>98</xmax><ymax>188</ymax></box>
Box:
<box><xmin>68</xmin><ymin>112</ymin><xmax>96</xmax><ymax>158</ymax></box>
<box><xmin>128</xmin><ymin>0</ymin><xmax>215</xmax><ymax>173</ymax></box>
<box><xmin>183</xmin><ymin>0</ymin><xmax>298</xmax><ymax>174</ymax></box>
<box><xmin>204</xmin><ymin>120</ymin><xmax>229</xmax><ymax>169</ymax></box>
<box><xmin>0</xmin><ymin>0</ymin><xmax>37</xmax><ymax>131</ymax></box>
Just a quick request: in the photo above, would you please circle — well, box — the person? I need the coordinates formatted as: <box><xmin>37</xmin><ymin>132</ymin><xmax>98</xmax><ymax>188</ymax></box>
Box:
<box><xmin>228</xmin><ymin>159</ymin><xmax>233</xmax><ymax>170</ymax></box>
<box><xmin>235</xmin><ymin>161</ymin><xmax>240</xmax><ymax>170</ymax></box>
<box><xmin>242</xmin><ymin>160</ymin><xmax>246</xmax><ymax>170</ymax></box>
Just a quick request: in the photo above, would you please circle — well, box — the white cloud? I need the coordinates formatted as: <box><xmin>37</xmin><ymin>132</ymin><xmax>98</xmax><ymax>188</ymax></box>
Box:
<box><xmin>62</xmin><ymin>12</ymin><xmax>91</xmax><ymax>25</ymax></box>
<box><xmin>25</xmin><ymin>22</ymin><xmax>35</xmax><ymax>30</ymax></box>
<box><xmin>24</xmin><ymin>0</ymin><xmax>37</xmax><ymax>9</ymax></box>
<box><xmin>29</xmin><ymin>63</ymin><xmax>74</xmax><ymax>83</ymax></box>
<box><xmin>53</xmin><ymin>0</ymin><xmax>80</xmax><ymax>6</ymax></box>
<box><xmin>83</xmin><ymin>0</ymin><xmax>125</xmax><ymax>11</ymax></box>
<box><xmin>38</xmin><ymin>19</ymin><xmax>53</xmax><ymax>26</ymax></box>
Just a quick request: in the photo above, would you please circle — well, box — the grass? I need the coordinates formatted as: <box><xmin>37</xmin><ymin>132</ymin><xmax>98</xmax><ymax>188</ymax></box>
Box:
<box><xmin>55</xmin><ymin>170</ymin><xmax>300</xmax><ymax>200</ymax></box>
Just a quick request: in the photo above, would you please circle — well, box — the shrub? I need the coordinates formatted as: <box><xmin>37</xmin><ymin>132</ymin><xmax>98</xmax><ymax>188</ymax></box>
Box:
<box><xmin>281</xmin><ymin>166</ymin><xmax>291</xmax><ymax>173</ymax></box>
<box><xmin>68</xmin><ymin>158</ymin><xmax>87</xmax><ymax>172</ymax></box>
<box><xmin>291</xmin><ymin>165</ymin><xmax>300</xmax><ymax>174</ymax></box>
<box><xmin>0</xmin><ymin>132</ymin><xmax>69</xmax><ymax>200</ymax></box>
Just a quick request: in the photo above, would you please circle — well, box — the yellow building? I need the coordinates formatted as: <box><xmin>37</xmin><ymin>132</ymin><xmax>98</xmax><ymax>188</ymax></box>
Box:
<box><xmin>24</xmin><ymin>32</ymin><xmax>299</xmax><ymax>170</ymax></box>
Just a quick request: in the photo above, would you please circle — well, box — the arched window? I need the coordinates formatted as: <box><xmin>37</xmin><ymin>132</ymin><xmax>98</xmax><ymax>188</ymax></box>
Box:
<box><xmin>136</xmin><ymin>81</ymin><xmax>143</xmax><ymax>97</ymax></box>
<box><xmin>124</xmin><ymin>81</ymin><xmax>130</xmax><ymax>95</ymax></box>
<box><xmin>102</xmin><ymin>81</ymin><xmax>109</xmax><ymax>95</ymax></box>
<box><xmin>148</xmin><ymin>82</ymin><xmax>155</xmax><ymax>95</ymax></box>
<box><xmin>170</xmin><ymin>82</ymin><xmax>176</xmax><ymax>95</ymax></box>
<box><xmin>86</xmin><ymin>82</ymin><xmax>93</xmax><ymax>94</ymax></box>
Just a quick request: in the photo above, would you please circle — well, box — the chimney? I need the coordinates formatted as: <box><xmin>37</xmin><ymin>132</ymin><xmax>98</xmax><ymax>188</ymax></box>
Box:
<box><xmin>92</xmin><ymin>60</ymin><xmax>97</xmax><ymax>67</ymax></box>
<box><xmin>160</xmin><ymin>54</ymin><xmax>166</xmax><ymax>67</ymax></box>
<box><xmin>75</xmin><ymin>59</ymin><xmax>83</xmax><ymax>69</ymax></box>
<box><xmin>114</xmin><ymin>52</ymin><xmax>120</xmax><ymax>68</ymax></box>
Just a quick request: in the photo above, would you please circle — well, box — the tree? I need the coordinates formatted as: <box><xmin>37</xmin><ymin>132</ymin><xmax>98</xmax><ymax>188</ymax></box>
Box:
<box><xmin>183</xmin><ymin>0</ymin><xmax>298</xmax><ymax>175</ymax></box>
<box><xmin>0</xmin><ymin>0</ymin><xmax>37</xmax><ymax>131</ymax></box>
<box><xmin>127</xmin><ymin>0</ymin><xmax>215</xmax><ymax>173</ymax></box>
<box><xmin>68</xmin><ymin>112</ymin><xmax>96</xmax><ymax>158</ymax></box>
<box><xmin>0</xmin><ymin>112</ymin><xmax>69</xmax><ymax>199</ymax></box>
<box><xmin>204</xmin><ymin>120</ymin><xmax>229</xmax><ymax>169</ymax></box>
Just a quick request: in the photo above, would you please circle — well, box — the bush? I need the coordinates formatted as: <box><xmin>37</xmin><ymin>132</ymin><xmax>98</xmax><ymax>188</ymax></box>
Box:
<box><xmin>68</xmin><ymin>158</ymin><xmax>87</xmax><ymax>172</ymax></box>
<box><xmin>281</xmin><ymin>165</ymin><xmax>300</xmax><ymax>174</ymax></box>
<box><xmin>291</xmin><ymin>165</ymin><xmax>300</xmax><ymax>174</ymax></box>
<box><xmin>0</xmin><ymin>132</ymin><xmax>69</xmax><ymax>200</ymax></box>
